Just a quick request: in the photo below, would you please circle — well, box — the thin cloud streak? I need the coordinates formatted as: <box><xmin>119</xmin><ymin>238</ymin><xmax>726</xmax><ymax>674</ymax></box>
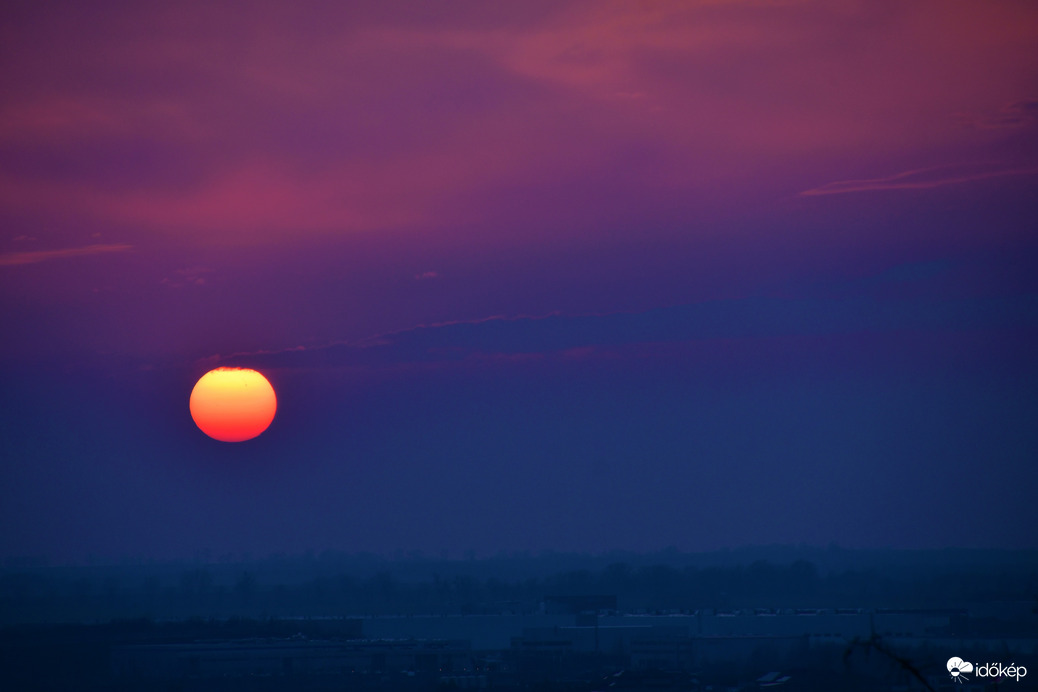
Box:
<box><xmin>0</xmin><ymin>243</ymin><xmax>132</xmax><ymax>267</ymax></box>
<box><xmin>800</xmin><ymin>164</ymin><xmax>1038</xmax><ymax>196</ymax></box>
<box><xmin>214</xmin><ymin>291</ymin><xmax>1038</xmax><ymax>373</ymax></box>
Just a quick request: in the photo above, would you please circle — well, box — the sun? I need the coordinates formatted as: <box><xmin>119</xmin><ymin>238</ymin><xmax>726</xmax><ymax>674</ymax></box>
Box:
<box><xmin>189</xmin><ymin>367</ymin><xmax>277</xmax><ymax>442</ymax></box>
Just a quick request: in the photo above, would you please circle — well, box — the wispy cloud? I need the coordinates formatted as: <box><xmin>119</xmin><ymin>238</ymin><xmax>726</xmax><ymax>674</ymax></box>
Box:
<box><xmin>800</xmin><ymin>163</ymin><xmax>1038</xmax><ymax>196</ymax></box>
<box><xmin>161</xmin><ymin>265</ymin><xmax>212</xmax><ymax>288</ymax></box>
<box><xmin>3</xmin><ymin>3</ymin><xmax>1036</xmax><ymax>244</ymax></box>
<box><xmin>0</xmin><ymin>243</ymin><xmax>132</xmax><ymax>267</ymax></box>
<box><xmin>211</xmin><ymin>289</ymin><xmax>1038</xmax><ymax>373</ymax></box>
<box><xmin>956</xmin><ymin>97</ymin><xmax>1038</xmax><ymax>130</ymax></box>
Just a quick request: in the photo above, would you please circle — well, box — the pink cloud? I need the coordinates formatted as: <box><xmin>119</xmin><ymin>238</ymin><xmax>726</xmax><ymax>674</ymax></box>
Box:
<box><xmin>0</xmin><ymin>243</ymin><xmax>132</xmax><ymax>267</ymax></box>
<box><xmin>0</xmin><ymin>0</ymin><xmax>1035</xmax><ymax>247</ymax></box>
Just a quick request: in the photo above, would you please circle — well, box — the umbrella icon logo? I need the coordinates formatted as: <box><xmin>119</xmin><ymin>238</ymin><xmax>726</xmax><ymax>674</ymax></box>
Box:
<box><xmin>947</xmin><ymin>657</ymin><xmax>973</xmax><ymax>683</ymax></box>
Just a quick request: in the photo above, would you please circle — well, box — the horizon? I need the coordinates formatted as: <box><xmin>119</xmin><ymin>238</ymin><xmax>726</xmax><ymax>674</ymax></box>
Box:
<box><xmin>6</xmin><ymin>543</ymin><xmax>1038</xmax><ymax>573</ymax></box>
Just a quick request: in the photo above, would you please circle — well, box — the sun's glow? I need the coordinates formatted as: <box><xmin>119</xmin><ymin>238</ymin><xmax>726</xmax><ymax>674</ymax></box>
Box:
<box><xmin>189</xmin><ymin>368</ymin><xmax>277</xmax><ymax>442</ymax></box>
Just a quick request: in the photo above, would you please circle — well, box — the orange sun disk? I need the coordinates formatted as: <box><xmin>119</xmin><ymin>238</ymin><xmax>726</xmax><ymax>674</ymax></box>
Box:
<box><xmin>189</xmin><ymin>367</ymin><xmax>277</xmax><ymax>442</ymax></box>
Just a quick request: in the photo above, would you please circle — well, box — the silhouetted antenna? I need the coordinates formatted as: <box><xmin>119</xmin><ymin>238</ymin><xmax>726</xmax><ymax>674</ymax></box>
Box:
<box><xmin>844</xmin><ymin>633</ymin><xmax>936</xmax><ymax>692</ymax></box>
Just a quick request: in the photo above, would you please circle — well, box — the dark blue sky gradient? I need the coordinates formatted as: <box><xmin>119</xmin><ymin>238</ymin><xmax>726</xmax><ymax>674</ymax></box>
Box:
<box><xmin>1</xmin><ymin>1</ymin><xmax>1036</xmax><ymax>562</ymax></box>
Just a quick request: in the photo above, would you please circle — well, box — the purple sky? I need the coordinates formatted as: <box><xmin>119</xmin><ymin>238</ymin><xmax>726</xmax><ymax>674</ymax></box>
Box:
<box><xmin>1</xmin><ymin>1</ymin><xmax>1037</xmax><ymax>562</ymax></box>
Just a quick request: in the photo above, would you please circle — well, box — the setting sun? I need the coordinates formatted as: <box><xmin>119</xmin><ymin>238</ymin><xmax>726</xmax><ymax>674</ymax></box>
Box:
<box><xmin>189</xmin><ymin>368</ymin><xmax>277</xmax><ymax>442</ymax></box>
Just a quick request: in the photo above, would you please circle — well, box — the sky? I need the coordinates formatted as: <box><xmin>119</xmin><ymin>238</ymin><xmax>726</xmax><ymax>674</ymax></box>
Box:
<box><xmin>1</xmin><ymin>0</ymin><xmax>1037</xmax><ymax>563</ymax></box>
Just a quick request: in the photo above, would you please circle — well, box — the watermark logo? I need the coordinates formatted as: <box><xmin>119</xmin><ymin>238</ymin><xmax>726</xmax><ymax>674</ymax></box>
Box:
<box><xmin>948</xmin><ymin>657</ymin><xmax>1027</xmax><ymax>683</ymax></box>
<box><xmin>947</xmin><ymin>657</ymin><xmax>973</xmax><ymax>683</ymax></box>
